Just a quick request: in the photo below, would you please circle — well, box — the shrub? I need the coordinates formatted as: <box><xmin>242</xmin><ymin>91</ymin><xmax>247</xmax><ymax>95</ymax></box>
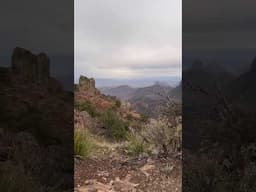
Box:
<box><xmin>142</xmin><ymin>118</ymin><xmax>181</xmax><ymax>157</ymax></box>
<box><xmin>101</xmin><ymin>110</ymin><xmax>129</xmax><ymax>140</ymax></box>
<box><xmin>126</xmin><ymin>114</ymin><xmax>133</xmax><ymax>121</ymax></box>
<box><xmin>126</xmin><ymin>133</ymin><xmax>147</xmax><ymax>156</ymax></box>
<box><xmin>140</xmin><ymin>114</ymin><xmax>149</xmax><ymax>123</ymax></box>
<box><xmin>74</xmin><ymin>129</ymin><xmax>94</xmax><ymax>157</ymax></box>
<box><xmin>115</xmin><ymin>100</ymin><xmax>121</xmax><ymax>108</ymax></box>
<box><xmin>75</xmin><ymin>101</ymin><xmax>98</xmax><ymax>117</ymax></box>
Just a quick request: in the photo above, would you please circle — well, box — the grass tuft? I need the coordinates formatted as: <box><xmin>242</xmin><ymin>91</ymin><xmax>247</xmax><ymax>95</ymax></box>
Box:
<box><xmin>74</xmin><ymin>129</ymin><xmax>94</xmax><ymax>157</ymax></box>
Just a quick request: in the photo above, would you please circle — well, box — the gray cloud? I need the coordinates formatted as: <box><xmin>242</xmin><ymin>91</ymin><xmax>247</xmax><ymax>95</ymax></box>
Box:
<box><xmin>0</xmin><ymin>0</ymin><xmax>73</xmax><ymax>56</ymax></box>
<box><xmin>75</xmin><ymin>0</ymin><xmax>181</xmax><ymax>79</ymax></box>
<box><xmin>183</xmin><ymin>0</ymin><xmax>256</xmax><ymax>53</ymax></box>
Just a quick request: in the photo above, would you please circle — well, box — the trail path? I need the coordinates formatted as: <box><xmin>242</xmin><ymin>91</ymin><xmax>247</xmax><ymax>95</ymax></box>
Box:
<box><xmin>75</xmin><ymin>140</ymin><xmax>181</xmax><ymax>192</ymax></box>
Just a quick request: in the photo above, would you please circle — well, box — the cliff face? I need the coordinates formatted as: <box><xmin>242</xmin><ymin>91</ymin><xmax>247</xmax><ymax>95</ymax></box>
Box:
<box><xmin>75</xmin><ymin>76</ymin><xmax>113</xmax><ymax>111</ymax></box>
<box><xmin>78</xmin><ymin>76</ymin><xmax>98</xmax><ymax>94</ymax></box>
<box><xmin>74</xmin><ymin>75</ymin><xmax>142</xmax><ymax>132</ymax></box>
<box><xmin>11</xmin><ymin>47</ymin><xmax>50</xmax><ymax>84</ymax></box>
<box><xmin>0</xmin><ymin>47</ymin><xmax>63</xmax><ymax>92</ymax></box>
<box><xmin>0</xmin><ymin>48</ymin><xmax>71</xmax><ymax>132</ymax></box>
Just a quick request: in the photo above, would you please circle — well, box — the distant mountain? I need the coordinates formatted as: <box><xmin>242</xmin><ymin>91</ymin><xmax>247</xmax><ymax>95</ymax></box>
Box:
<box><xmin>93</xmin><ymin>76</ymin><xmax>180</xmax><ymax>88</ymax></box>
<box><xmin>100</xmin><ymin>85</ymin><xmax>136</xmax><ymax>100</ymax></box>
<box><xmin>184</xmin><ymin>60</ymin><xmax>235</xmax><ymax>88</ymax></box>
<box><xmin>129</xmin><ymin>83</ymin><xmax>173</xmax><ymax>118</ymax></box>
<box><xmin>182</xmin><ymin>60</ymin><xmax>237</xmax><ymax>123</ymax></box>
<box><xmin>169</xmin><ymin>82</ymin><xmax>181</xmax><ymax>102</ymax></box>
<box><xmin>132</xmin><ymin>83</ymin><xmax>172</xmax><ymax>100</ymax></box>
<box><xmin>99</xmin><ymin>82</ymin><xmax>178</xmax><ymax>118</ymax></box>
<box><xmin>226</xmin><ymin>57</ymin><xmax>256</xmax><ymax>109</ymax></box>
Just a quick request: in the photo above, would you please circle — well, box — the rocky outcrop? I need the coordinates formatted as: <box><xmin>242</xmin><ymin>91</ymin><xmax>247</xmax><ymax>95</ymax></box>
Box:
<box><xmin>78</xmin><ymin>76</ymin><xmax>98</xmax><ymax>93</ymax></box>
<box><xmin>11</xmin><ymin>47</ymin><xmax>50</xmax><ymax>84</ymax></box>
<box><xmin>75</xmin><ymin>75</ymin><xmax>114</xmax><ymax>112</ymax></box>
<box><xmin>78</xmin><ymin>76</ymin><xmax>100</xmax><ymax>95</ymax></box>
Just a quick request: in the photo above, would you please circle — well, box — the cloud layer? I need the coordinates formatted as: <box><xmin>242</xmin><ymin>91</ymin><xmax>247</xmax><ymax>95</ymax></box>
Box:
<box><xmin>75</xmin><ymin>0</ymin><xmax>181</xmax><ymax>79</ymax></box>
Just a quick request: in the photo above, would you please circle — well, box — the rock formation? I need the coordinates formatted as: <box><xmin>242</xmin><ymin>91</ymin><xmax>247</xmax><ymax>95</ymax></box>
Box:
<box><xmin>78</xmin><ymin>76</ymin><xmax>98</xmax><ymax>94</ymax></box>
<box><xmin>11</xmin><ymin>47</ymin><xmax>50</xmax><ymax>84</ymax></box>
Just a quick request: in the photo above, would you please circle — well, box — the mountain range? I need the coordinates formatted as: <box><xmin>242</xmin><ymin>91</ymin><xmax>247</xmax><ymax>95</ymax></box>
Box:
<box><xmin>100</xmin><ymin>82</ymin><xmax>181</xmax><ymax>118</ymax></box>
<box><xmin>92</xmin><ymin>76</ymin><xmax>181</xmax><ymax>88</ymax></box>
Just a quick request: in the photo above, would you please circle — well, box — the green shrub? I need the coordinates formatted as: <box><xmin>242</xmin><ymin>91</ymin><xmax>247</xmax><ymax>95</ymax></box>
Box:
<box><xmin>101</xmin><ymin>110</ymin><xmax>129</xmax><ymax>140</ymax></box>
<box><xmin>74</xmin><ymin>129</ymin><xmax>94</xmax><ymax>157</ymax></box>
<box><xmin>115</xmin><ymin>100</ymin><xmax>121</xmax><ymax>108</ymax></box>
<box><xmin>75</xmin><ymin>101</ymin><xmax>98</xmax><ymax>117</ymax></box>
<box><xmin>126</xmin><ymin>114</ymin><xmax>133</xmax><ymax>121</ymax></box>
<box><xmin>140</xmin><ymin>114</ymin><xmax>149</xmax><ymax>123</ymax></box>
<box><xmin>142</xmin><ymin>118</ymin><xmax>181</xmax><ymax>157</ymax></box>
<box><xmin>126</xmin><ymin>133</ymin><xmax>147</xmax><ymax>156</ymax></box>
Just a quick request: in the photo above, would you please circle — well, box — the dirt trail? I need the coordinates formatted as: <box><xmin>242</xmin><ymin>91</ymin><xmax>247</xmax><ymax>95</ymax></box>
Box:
<box><xmin>75</xmin><ymin>141</ymin><xmax>181</xmax><ymax>192</ymax></box>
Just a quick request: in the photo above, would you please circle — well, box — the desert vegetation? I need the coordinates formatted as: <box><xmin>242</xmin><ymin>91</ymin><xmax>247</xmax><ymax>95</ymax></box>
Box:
<box><xmin>101</xmin><ymin>109</ymin><xmax>129</xmax><ymax>141</ymax></box>
<box><xmin>74</xmin><ymin>129</ymin><xmax>94</xmax><ymax>158</ymax></box>
<box><xmin>74</xmin><ymin>76</ymin><xmax>181</xmax><ymax>191</ymax></box>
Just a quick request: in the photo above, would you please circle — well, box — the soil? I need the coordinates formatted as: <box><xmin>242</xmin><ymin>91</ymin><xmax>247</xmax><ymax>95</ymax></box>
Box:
<box><xmin>75</xmin><ymin>144</ymin><xmax>181</xmax><ymax>192</ymax></box>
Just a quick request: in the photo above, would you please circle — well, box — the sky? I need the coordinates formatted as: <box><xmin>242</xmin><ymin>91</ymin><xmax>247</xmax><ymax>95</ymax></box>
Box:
<box><xmin>0</xmin><ymin>0</ymin><xmax>74</xmax><ymax>90</ymax></box>
<box><xmin>75</xmin><ymin>0</ymin><xmax>181</xmax><ymax>81</ymax></box>
<box><xmin>183</xmin><ymin>0</ymin><xmax>256</xmax><ymax>73</ymax></box>
<box><xmin>183</xmin><ymin>0</ymin><xmax>256</xmax><ymax>52</ymax></box>
<box><xmin>0</xmin><ymin>0</ymin><xmax>73</xmax><ymax>57</ymax></box>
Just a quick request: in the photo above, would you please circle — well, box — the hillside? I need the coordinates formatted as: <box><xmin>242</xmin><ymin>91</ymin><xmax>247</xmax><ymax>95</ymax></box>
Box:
<box><xmin>169</xmin><ymin>82</ymin><xmax>182</xmax><ymax>102</ymax></box>
<box><xmin>74</xmin><ymin>75</ymin><xmax>181</xmax><ymax>192</ymax></box>
<box><xmin>183</xmin><ymin>60</ymin><xmax>235</xmax><ymax>109</ymax></box>
<box><xmin>183</xmin><ymin>59</ymin><xmax>256</xmax><ymax>191</ymax></box>
<box><xmin>75</xmin><ymin>76</ymin><xmax>141</xmax><ymax>127</ymax></box>
<box><xmin>100</xmin><ymin>82</ymin><xmax>174</xmax><ymax>118</ymax></box>
<box><xmin>0</xmin><ymin>47</ymin><xmax>73</xmax><ymax>191</ymax></box>
<box><xmin>226</xmin><ymin>57</ymin><xmax>256</xmax><ymax>109</ymax></box>
<box><xmin>129</xmin><ymin>83</ymin><xmax>172</xmax><ymax>118</ymax></box>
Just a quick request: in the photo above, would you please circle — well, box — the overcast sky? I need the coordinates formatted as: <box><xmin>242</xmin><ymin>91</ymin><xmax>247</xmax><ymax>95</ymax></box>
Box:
<box><xmin>0</xmin><ymin>0</ymin><xmax>74</xmax><ymax>89</ymax></box>
<box><xmin>0</xmin><ymin>0</ymin><xmax>73</xmax><ymax>57</ymax></box>
<box><xmin>183</xmin><ymin>0</ymin><xmax>256</xmax><ymax>65</ymax></box>
<box><xmin>75</xmin><ymin>0</ymin><xmax>181</xmax><ymax>80</ymax></box>
<box><xmin>182</xmin><ymin>0</ymin><xmax>256</xmax><ymax>74</ymax></box>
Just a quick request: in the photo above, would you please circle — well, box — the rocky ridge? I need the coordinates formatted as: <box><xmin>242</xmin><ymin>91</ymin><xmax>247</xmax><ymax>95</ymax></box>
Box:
<box><xmin>0</xmin><ymin>47</ymin><xmax>73</xmax><ymax>191</ymax></box>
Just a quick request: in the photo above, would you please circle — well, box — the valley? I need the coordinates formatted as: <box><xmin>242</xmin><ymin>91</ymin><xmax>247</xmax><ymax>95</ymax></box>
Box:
<box><xmin>100</xmin><ymin>82</ymin><xmax>181</xmax><ymax>118</ymax></box>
